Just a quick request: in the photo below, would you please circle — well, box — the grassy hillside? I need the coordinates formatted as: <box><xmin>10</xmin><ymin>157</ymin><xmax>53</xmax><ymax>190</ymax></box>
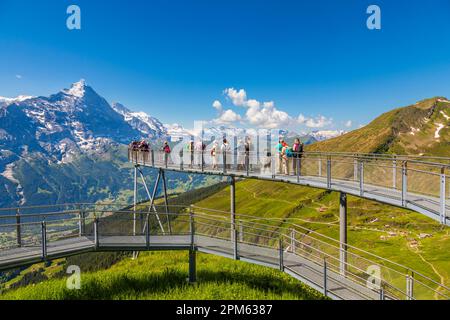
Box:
<box><xmin>194</xmin><ymin>179</ymin><xmax>450</xmax><ymax>292</ymax></box>
<box><xmin>307</xmin><ymin>97</ymin><xmax>450</xmax><ymax>156</ymax></box>
<box><xmin>0</xmin><ymin>251</ymin><xmax>324</xmax><ymax>300</ymax></box>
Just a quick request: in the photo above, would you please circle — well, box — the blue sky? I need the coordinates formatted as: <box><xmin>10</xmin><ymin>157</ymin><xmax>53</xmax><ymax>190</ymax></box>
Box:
<box><xmin>1</xmin><ymin>0</ymin><xmax>450</xmax><ymax>131</ymax></box>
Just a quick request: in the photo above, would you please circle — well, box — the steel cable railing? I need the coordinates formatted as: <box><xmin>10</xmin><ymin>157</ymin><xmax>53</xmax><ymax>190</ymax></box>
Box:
<box><xmin>130</xmin><ymin>149</ymin><xmax>450</xmax><ymax>225</ymax></box>
<box><xmin>0</xmin><ymin>203</ymin><xmax>449</xmax><ymax>300</ymax></box>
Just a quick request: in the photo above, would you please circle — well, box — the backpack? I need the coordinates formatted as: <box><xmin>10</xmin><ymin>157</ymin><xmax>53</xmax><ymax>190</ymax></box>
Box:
<box><xmin>285</xmin><ymin>148</ymin><xmax>293</xmax><ymax>157</ymax></box>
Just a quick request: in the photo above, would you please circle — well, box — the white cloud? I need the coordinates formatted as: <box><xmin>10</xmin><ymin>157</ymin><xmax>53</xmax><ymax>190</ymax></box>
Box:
<box><xmin>214</xmin><ymin>109</ymin><xmax>242</xmax><ymax>124</ymax></box>
<box><xmin>212</xmin><ymin>100</ymin><xmax>222</xmax><ymax>111</ymax></box>
<box><xmin>298</xmin><ymin>114</ymin><xmax>333</xmax><ymax>128</ymax></box>
<box><xmin>345</xmin><ymin>120</ymin><xmax>352</xmax><ymax>128</ymax></box>
<box><xmin>15</xmin><ymin>74</ymin><xmax>22</xmax><ymax>79</ymax></box>
<box><xmin>224</xmin><ymin>88</ymin><xmax>247</xmax><ymax>107</ymax></box>
<box><xmin>217</xmin><ymin>87</ymin><xmax>334</xmax><ymax>129</ymax></box>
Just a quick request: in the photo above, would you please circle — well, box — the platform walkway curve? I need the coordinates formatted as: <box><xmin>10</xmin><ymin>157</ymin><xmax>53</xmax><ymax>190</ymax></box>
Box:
<box><xmin>131</xmin><ymin>150</ymin><xmax>450</xmax><ymax>226</ymax></box>
<box><xmin>0</xmin><ymin>203</ymin><xmax>449</xmax><ymax>300</ymax></box>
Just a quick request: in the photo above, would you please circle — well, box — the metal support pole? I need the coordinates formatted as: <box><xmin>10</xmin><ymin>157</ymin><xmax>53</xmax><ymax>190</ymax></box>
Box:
<box><xmin>179</xmin><ymin>149</ymin><xmax>184</xmax><ymax>171</ymax></box>
<box><xmin>393</xmin><ymin>156</ymin><xmax>397</xmax><ymax>189</ymax></box>
<box><xmin>326</xmin><ymin>156</ymin><xmax>331</xmax><ymax>189</ymax></box>
<box><xmin>353</xmin><ymin>157</ymin><xmax>358</xmax><ymax>181</ymax></box>
<box><xmin>279</xmin><ymin>238</ymin><xmax>284</xmax><ymax>271</ymax></box>
<box><xmin>41</xmin><ymin>221</ymin><xmax>47</xmax><ymax>259</ymax></box>
<box><xmin>271</xmin><ymin>155</ymin><xmax>275</xmax><ymax>179</ymax></box>
<box><xmin>406</xmin><ymin>274</ymin><xmax>414</xmax><ymax>300</ymax></box>
<box><xmin>339</xmin><ymin>192</ymin><xmax>347</xmax><ymax>276</ymax></box>
<box><xmin>223</xmin><ymin>150</ymin><xmax>227</xmax><ymax>174</ymax></box>
<box><xmin>323</xmin><ymin>258</ymin><xmax>328</xmax><ymax>297</ymax></box>
<box><xmin>230</xmin><ymin>176</ymin><xmax>236</xmax><ymax>245</ymax></box>
<box><xmin>189</xmin><ymin>249</ymin><xmax>196</xmax><ymax>283</ymax></box>
<box><xmin>256</xmin><ymin>133</ymin><xmax>260</xmax><ymax>165</ymax></box>
<box><xmin>133</xmin><ymin>165</ymin><xmax>138</xmax><ymax>236</ymax></box>
<box><xmin>245</xmin><ymin>154</ymin><xmax>249</xmax><ymax>176</ymax></box>
<box><xmin>94</xmin><ymin>218</ymin><xmax>99</xmax><ymax>249</ymax></box>
<box><xmin>189</xmin><ymin>206</ymin><xmax>195</xmax><ymax>247</ymax></box>
<box><xmin>16</xmin><ymin>208</ymin><xmax>21</xmax><ymax>247</ymax></box>
<box><xmin>161</xmin><ymin>169</ymin><xmax>172</xmax><ymax>234</ymax></box>
<box><xmin>139</xmin><ymin>169</ymin><xmax>165</xmax><ymax>235</ymax></box>
<box><xmin>239</xmin><ymin>223</ymin><xmax>243</xmax><ymax>242</ymax></box>
<box><xmin>233</xmin><ymin>135</ymin><xmax>238</xmax><ymax>169</ymax></box>
<box><xmin>379</xmin><ymin>287</ymin><xmax>385</xmax><ymax>300</ymax></box>
<box><xmin>78</xmin><ymin>209</ymin><xmax>85</xmax><ymax>237</ymax></box>
<box><xmin>146</xmin><ymin>214</ymin><xmax>150</xmax><ymax>249</ymax></box>
<box><xmin>402</xmin><ymin>161</ymin><xmax>408</xmax><ymax>207</ymax></box>
<box><xmin>296</xmin><ymin>157</ymin><xmax>300</xmax><ymax>183</ymax></box>
<box><xmin>318</xmin><ymin>157</ymin><xmax>322</xmax><ymax>177</ymax></box>
<box><xmin>151</xmin><ymin>149</ymin><xmax>155</xmax><ymax>167</ymax></box>
<box><xmin>440</xmin><ymin>167</ymin><xmax>446</xmax><ymax>225</ymax></box>
<box><xmin>234</xmin><ymin>228</ymin><xmax>238</xmax><ymax>260</ymax></box>
<box><xmin>291</xmin><ymin>229</ymin><xmax>296</xmax><ymax>253</ymax></box>
<box><xmin>359</xmin><ymin>160</ymin><xmax>364</xmax><ymax>197</ymax></box>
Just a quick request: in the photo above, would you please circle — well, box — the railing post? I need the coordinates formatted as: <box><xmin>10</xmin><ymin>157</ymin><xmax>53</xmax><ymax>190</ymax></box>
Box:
<box><xmin>245</xmin><ymin>154</ymin><xmax>249</xmax><ymax>176</ymax></box>
<box><xmin>440</xmin><ymin>167</ymin><xmax>446</xmax><ymax>225</ymax></box>
<box><xmin>271</xmin><ymin>155</ymin><xmax>275</xmax><ymax>179</ymax></box>
<box><xmin>16</xmin><ymin>208</ymin><xmax>21</xmax><ymax>247</ymax></box>
<box><xmin>234</xmin><ymin>228</ymin><xmax>238</xmax><ymax>260</ymax></box>
<box><xmin>359</xmin><ymin>160</ymin><xmax>364</xmax><ymax>197</ymax></box>
<box><xmin>290</xmin><ymin>228</ymin><xmax>296</xmax><ymax>253</ymax></box>
<box><xmin>78</xmin><ymin>209</ymin><xmax>85</xmax><ymax>237</ymax></box>
<box><xmin>201</xmin><ymin>149</ymin><xmax>205</xmax><ymax>172</ymax></box>
<box><xmin>339</xmin><ymin>192</ymin><xmax>347</xmax><ymax>276</ymax></box>
<box><xmin>326</xmin><ymin>156</ymin><xmax>331</xmax><ymax>189</ymax></box>
<box><xmin>379</xmin><ymin>287</ymin><xmax>385</xmax><ymax>300</ymax></box>
<box><xmin>296</xmin><ymin>157</ymin><xmax>300</xmax><ymax>183</ymax></box>
<box><xmin>189</xmin><ymin>205</ymin><xmax>195</xmax><ymax>247</ymax></box>
<box><xmin>239</xmin><ymin>223</ymin><xmax>243</xmax><ymax>242</ymax></box>
<box><xmin>41</xmin><ymin>221</ymin><xmax>47</xmax><ymax>259</ymax></box>
<box><xmin>151</xmin><ymin>149</ymin><xmax>155</xmax><ymax>167</ymax></box>
<box><xmin>223</xmin><ymin>150</ymin><xmax>227</xmax><ymax>174</ymax></box>
<box><xmin>279</xmin><ymin>238</ymin><xmax>284</xmax><ymax>271</ymax></box>
<box><xmin>318</xmin><ymin>157</ymin><xmax>322</xmax><ymax>177</ymax></box>
<box><xmin>133</xmin><ymin>165</ymin><xmax>137</xmax><ymax>236</ymax></box>
<box><xmin>179</xmin><ymin>149</ymin><xmax>184</xmax><ymax>171</ymax></box>
<box><xmin>94</xmin><ymin>217</ymin><xmax>99</xmax><ymax>249</ymax></box>
<box><xmin>393</xmin><ymin>155</ymin><xmax>397</xmax><ymax>189</ymax></box>
<box><xmin>406</xmin><ymin>274</ymin><xmax>414</xmax><ymax>300</ymax></box>
<box><xmin>164</xmin><ymin>152</ymin><xmax>168</xmax><ymax>168</ymax></box>
<box><xmin>323</xmin><ymin>258</ymin><xmax>328</xmax><ymax>297</ymax></box>
<box><xmin>353</xmin><ymin>156</ymin><xmax>358</xmax><ymax>181</ymax></box>
<box><xmin>402</xmin><ymin>161</ymin><xmax>408</xmax><ymax>207</ymax></box>
<box><xmin>146</xmin><ymin>214</ymin><xmax>150</xmax><ymax>249</ymax></box>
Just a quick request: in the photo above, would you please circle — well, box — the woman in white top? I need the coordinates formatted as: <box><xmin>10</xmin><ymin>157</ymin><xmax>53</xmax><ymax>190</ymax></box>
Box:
<box><xmin>210</xmin><ymin>141</ymin><xmax>219</xmax><ymax>169</ymax></box>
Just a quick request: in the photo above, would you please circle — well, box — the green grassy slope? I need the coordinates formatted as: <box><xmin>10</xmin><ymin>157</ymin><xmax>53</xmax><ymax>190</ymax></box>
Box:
<box><xmin>194</xmin><ymin>179</ymin><xmax>450</xmax><ymax>291</ymax></box>
<box><xmin>0</xmin><ymin>251</ymin><xmax>324</xmax><ymax>300</ymax></box>
<box><xmin>307</xmin><ymin>97</ymin><xmax>450</xmax><ymax>156</ymax></box>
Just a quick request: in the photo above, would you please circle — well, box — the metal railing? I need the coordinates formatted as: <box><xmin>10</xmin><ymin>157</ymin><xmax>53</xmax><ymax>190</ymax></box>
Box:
<box><xmin>129</xmin><ymin>149</ymin><xmax>450</xmax><ymax>225</ymax></box>
<box><xmin>0</xmin><ymin>203</ymin><xmax>449</xmax><ymax>300</ymax></box>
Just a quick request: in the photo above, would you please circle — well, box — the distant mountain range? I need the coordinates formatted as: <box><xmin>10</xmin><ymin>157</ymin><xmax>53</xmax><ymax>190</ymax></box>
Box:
<box><xmin>0</xmin><ymin>80</ymin><xmax>201</xmax><ymax>207</ymax></box>
<box><xmin>307</xmin><ymin>97</ymin><xmax>450</xmax><ymax>156</ymax></box>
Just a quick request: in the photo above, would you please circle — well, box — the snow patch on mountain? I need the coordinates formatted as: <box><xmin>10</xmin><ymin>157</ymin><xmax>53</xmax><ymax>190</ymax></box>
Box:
<box><xmin>435</xmin><ymin>123</ymin><xmax>444</xmax><ymax>139</ymax></box>
<box><xmin>309</xmin><ymin>130</ymin><xmax>346</xmax><ymax>141</ymax></box>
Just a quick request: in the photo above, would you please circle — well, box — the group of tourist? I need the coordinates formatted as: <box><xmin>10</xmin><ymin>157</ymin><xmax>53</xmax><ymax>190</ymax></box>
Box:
<box><xmin>128</xmin><ymin>136</ymin><xmax>304</xmax><ymax>175</ymax></box>
<box><xmin>277</xmin><ymin>138</ymin><xmax>304</xmax><ymax>175</ymax></box>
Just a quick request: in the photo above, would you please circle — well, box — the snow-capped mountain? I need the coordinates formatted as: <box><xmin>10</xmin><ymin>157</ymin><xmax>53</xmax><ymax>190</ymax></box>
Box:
<box><xmin>309</xmin><ymin>130</ymin><xmax>346</xmax><ymax>141</ymax></box>
<box><xmin>0</xmin><ymin>80</ymin><xmax>172</xmax><ymax>207</ymax></box>
<box><xmin>112</xmin><ymin>102</ymin><xmax>167</xmax><ymax>139</ymax></box>
<box><xmin>0</xmin><ymin>80</ymin><xmax>168</xmax><ymax>162</ymax></box>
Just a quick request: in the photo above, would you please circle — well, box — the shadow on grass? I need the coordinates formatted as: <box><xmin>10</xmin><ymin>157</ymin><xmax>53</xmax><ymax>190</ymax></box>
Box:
<box><xmin>50</xmin><ymin>268</ymin><xmax>325</xmax><ymax>300</ymax></box>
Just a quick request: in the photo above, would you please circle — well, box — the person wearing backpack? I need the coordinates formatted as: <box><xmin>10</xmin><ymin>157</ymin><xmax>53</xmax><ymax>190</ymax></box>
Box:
<box><xmin>292</xmin><ymin>138</ymin><xmax>304</xmax><ymax>175</ymax></box>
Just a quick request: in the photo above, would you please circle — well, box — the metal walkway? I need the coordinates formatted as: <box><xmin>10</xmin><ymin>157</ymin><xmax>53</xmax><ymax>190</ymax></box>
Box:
<box><xmin>0</xmin><ymin>205</ymin><xmax>449</xmax><ymax>300</ymax></box>
<box><xmin>131</xmin><ymin>150</ymin><xmax>450</xmax><ymax>225</ymax></box>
